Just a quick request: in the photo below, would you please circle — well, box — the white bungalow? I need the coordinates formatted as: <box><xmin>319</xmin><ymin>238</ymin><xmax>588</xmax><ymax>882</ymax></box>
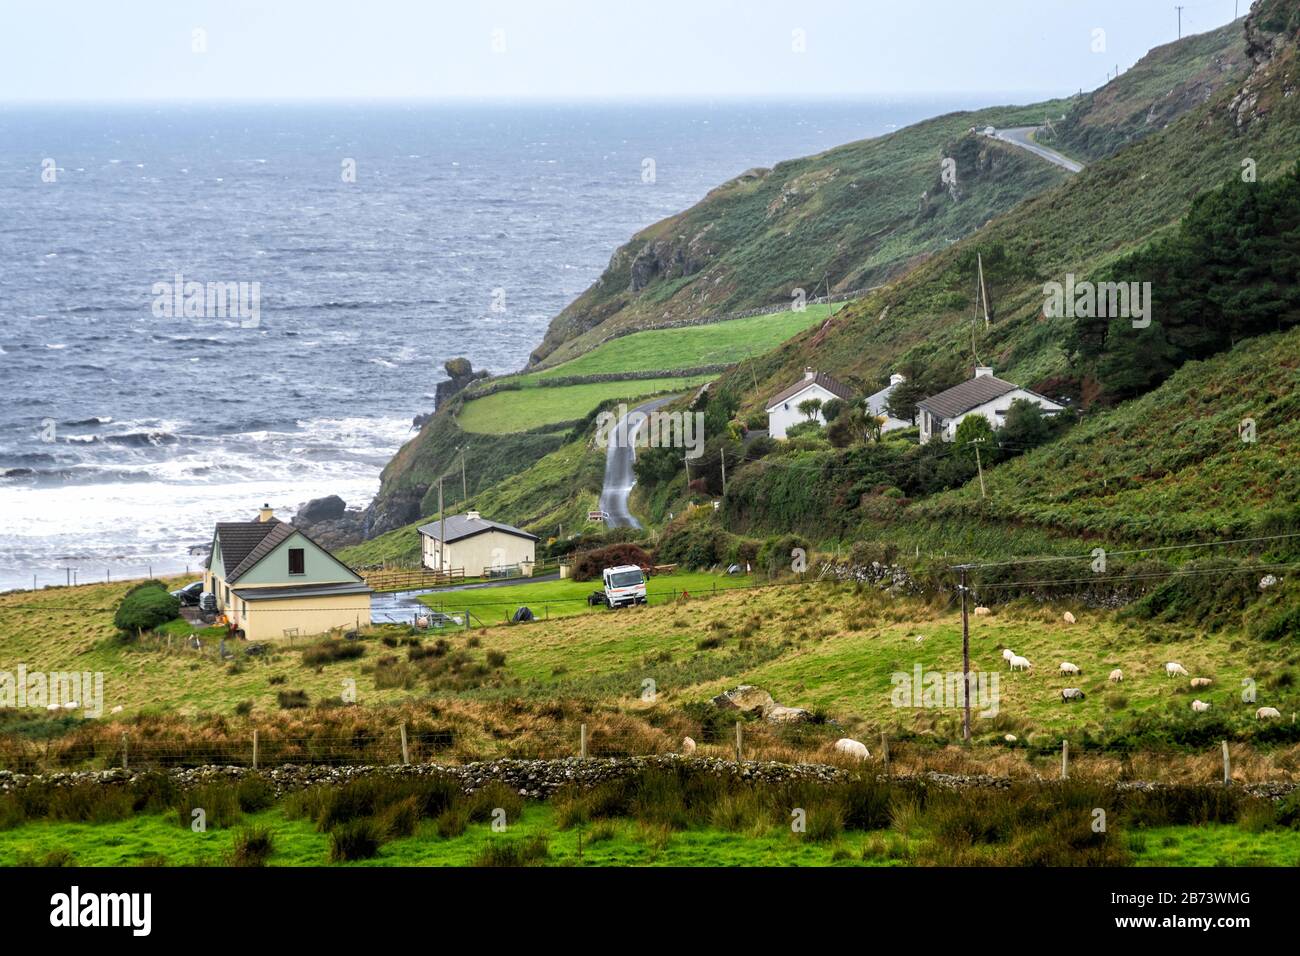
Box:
<box><xmin>764</xmin><ymin>368</ymin><xmax>854</xmax><ymax>440</ymax></box>
<box><xmin>917</xmin><ymin>367</ymin><xmax>1063</xmax><ymax>444</ymax></box>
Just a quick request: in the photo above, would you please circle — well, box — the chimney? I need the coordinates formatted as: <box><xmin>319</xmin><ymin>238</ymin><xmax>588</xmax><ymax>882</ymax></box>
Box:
<box><xmin>974</xmin><ymin>366</ymin><xmax>994</xmax><ymax>379</ymax></box>
<box><xmin>804</xmin><ymin>367</ymin><xmax>815</xmax><ymax>381</ymax></box>
<box><xmin>889</xmin><ymin>373</ymin><xmax>906</xmax><ymax>386</ymax></box>
<box><xmin>466</xmin><ymin>509</ymin><xmax>481</xmax><ymax>521</ymax></box>
<box><xmin>258</xmin><ymin>503</ymin><xmax>274</xmax><ymax>523</ymax></box>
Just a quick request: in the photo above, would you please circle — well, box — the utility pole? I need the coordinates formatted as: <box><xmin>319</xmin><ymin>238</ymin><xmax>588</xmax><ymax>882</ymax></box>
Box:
<box><xmin>959</xmin><ymin>565</ymin><xmax>972</xmax><ymax>743</ymax></box>
<box><xmin>460</xmin><ymin>446</ymin><xmax>467</xmax><ymax>502</ymax></box>
<box><xmin>1176</xmin><ymin>5</ymin><xmax>1184</xmax><ymax>39</ymax></box>
<box><xmin>437</xmin><ymin>477</ymin><xmax>445</xmax><ymax>573</ymax></box>
<box><xmin>974</xmin><ymin>440</ymin><xmax>987</xmax><ymax>499</ymax></box>
<box><xmin>720</xmin><ymin>448</ymin><xmax>726</xmax><ymax>497</ymax></box>
<box><xmin>683</xmin><ymin>454</ymin><xmax>691</xmax><ymax>488</ymax></box>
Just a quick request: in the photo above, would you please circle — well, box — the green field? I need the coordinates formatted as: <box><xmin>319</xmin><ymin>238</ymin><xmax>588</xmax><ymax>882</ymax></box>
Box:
<box><xmin>456</xmin><ymin>376</ymin><xmax>711</xmax><ymax>435</ymax></box>
<box><xmin>420</xmin><ymin>571</ymin><xmax>754</xmax><ymax>626</ymax></box>
<box><xmin>5</xmin><ymin>791</ymin><xmax>1298</xmax><ymax>868</ymax></box>
<box><xmin>523</xmin><ymin>305</ymin><xmax>839</xmax><ymax>381</ymax></box>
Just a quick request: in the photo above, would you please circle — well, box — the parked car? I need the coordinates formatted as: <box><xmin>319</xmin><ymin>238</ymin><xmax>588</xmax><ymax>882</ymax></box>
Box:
<box><xmin>170</xmin><ymin>580</ymin><xmax>204</xmax><ymax>606</ymax></box>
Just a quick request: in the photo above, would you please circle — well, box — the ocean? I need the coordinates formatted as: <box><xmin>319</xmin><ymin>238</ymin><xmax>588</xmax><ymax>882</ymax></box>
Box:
<box><xmin>0</xmin><ymin>97</ymin><xmax>1004</xmax><ymax>591</ymax></box>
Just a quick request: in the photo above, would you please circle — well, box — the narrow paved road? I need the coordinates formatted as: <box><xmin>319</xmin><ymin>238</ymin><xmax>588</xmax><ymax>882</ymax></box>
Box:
<box><xmin>990</xmin><ymin>126</ymin><xmax>1084</xmax><ymax>174</ymax></box>
<box><xmin>599</xmin><ymin>395</ymin><xmax>675</xmax><ymax>529</ymax></box>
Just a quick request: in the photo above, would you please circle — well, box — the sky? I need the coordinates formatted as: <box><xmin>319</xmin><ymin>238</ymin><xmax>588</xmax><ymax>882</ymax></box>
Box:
<box><xmin>0</xmin><ymin>0</ymin><xmax>1245</xmax><ymax>102</ymax></box>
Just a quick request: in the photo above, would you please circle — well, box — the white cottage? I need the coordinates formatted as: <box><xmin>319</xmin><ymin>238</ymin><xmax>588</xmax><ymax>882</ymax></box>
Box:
<box><xmin>917</xmin><ymin>367</ymin><xmax>1063</xmax><ymax>444</ymax></box>
<box><xmin>418</xmin><ymin>510</ymin><xmax>538</xmax><ymax>576</ymax></box>
<box><xmin>764</xmin><ymin>368</ymin><xmax>854</xmax><ymax>440</ymax></box>
<box><xmin>864</xmin><ymin>373</ymin><xmax>913</xmax><ymax>434</ymax></box>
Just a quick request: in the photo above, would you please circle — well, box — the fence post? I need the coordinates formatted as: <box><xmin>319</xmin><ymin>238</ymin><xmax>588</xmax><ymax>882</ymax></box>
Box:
<box><xmin>121</xmin><ymin>733</ymin><xmax>128</xmax><ymax>772</ymax></box>
<box><xmin>734</xmin><ymin>721</ymin><xmax>743</xmax><ymax>762</ymax></box>
<box><xmin>580</xmin><ymin>723</ymin><xmax>588</xmax><ymax>760</ymax></box>
<box><xmin>1221</xmin><ymin>740</ymin><xmax>1230</xmax><ymax>785</ymax></box>
<box><xmin>400</xmin><ymin>723</ymin><xmax>410</xmax><ymax>766</ymax></box>
<box><xmin>252</xmin><ymin>730</ymin><xmax>258</xmax><ymax>770</ymax></box>
<box><xmin>1060</xmin><ymin>739</ymin><xmax>1069</xmax><ymax>780</ymax></box>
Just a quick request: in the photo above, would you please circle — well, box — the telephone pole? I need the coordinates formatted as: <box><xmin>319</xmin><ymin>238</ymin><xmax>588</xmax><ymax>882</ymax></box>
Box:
<box><xmin>974</xmin><ymin>440</ymin><xmax>987</xmax><ymax>499</ymax></box>
<box><xmin>459</xmin><ymin>446</ymin><xmax>467</xmax><ymax>502</ymax></box>
<box><xmin>1176</xmin><ymin>5</ymin><xmax>1185</xmax><ymax>39</ymax></box>
<box><xmin>437</xmin><ymin>477</ymin><xmax>445</xmax><ymax>573</ymax></box>
<box><xmin>720</xmin><ymin>448</ymin><xmax>726</xmax><ymax>497</ymax></box>
<box><xmin>958</xmin><ymin>565</ymin><xmax>973</xmax><ymax>743</ymax></box>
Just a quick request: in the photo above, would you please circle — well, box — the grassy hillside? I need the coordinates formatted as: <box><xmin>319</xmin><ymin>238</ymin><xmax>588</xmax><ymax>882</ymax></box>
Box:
<box><xmin>531</xmin><ymin>99</ymin><xmax>1072</xmax><ymax>366</ymax></box>
<box><xmin>456</xmin><ymin>376</ymin><xmax>711</xmax><ymax>435</ymax></box>
<box><xmin>1043</xmin><ymin>19</ymin><xmax>1248</xmax><ymax>161</ymax></box>
<box><xmin>911</xmin><ymin>328</ymin><xmax>1300</xmax><ymax>542</ymax></box>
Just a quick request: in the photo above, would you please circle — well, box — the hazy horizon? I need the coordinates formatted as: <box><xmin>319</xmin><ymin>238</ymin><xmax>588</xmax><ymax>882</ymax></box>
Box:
<box><xmin>0</xmin><ymin>0</ymin><xmax>1243</xmax><ymax>104</ymax></box>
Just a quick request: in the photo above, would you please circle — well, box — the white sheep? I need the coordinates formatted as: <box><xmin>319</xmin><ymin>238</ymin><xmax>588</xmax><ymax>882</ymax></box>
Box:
<box><xmin>681</xmin><ymin>736</ymin><xmax>697</xmax><ymax>755</ymax></box>
<box><xmin>62</xmin><ymin>700</ymin><xmax>79</xmax><ymax>711</ymax></box>
<box><xmin>1191</xmin><ymin>699</ymin><xmax>1210</xmax><ymax>713</ymax></box>
<box><xmin>974</xmin><ymin>606</ymin><xmax>991</xmax><ymax>617</ymax></box>
<box><xmin>1109</xmin><ymin>668</ymin><xmax>1124</xmax><ymax>683</ymax></box>
<box><xmin>1256</xmin><ymin>707</ymin><xmax>1282</xmax><ymax>720</ymax></box>
<box><xmin>1165</xmin><ymin>662</ymin><xmax>1189</xmax><ymax>677</ymax></box>
<box><xmin>45</xmin><ymin>703</ymin><xmax>60</xmax><ymax>712</ymax></box>
<box><xmin>110</xmin><ymin>705</ymin><xmax>124</xmax><ymax>714</ymax></box>
<box><xmin>1063</xmin><ymin>611</ymin><xmax>1076</xmax><ymax>624</ymax></box>
<box><xmin>1002</xmin><ymin>648</ymin><xmax>1016</xmax><ymax>664</ymax></box>
<box><xmin>1059</xmin><ymin>662</ymin><xmax>1081</xmax><ymax>675</ymax></box>
<box><xmin>1189</xmin><ymin>677</ymin><xmax>1213</xmax><ymax>689</ymax></box>
<box><xmin>1009</xmin><ymin>655</ymin><xmax>1032</xmax><ymax>671</ymax></box>
<box><xmin>833</xmin><ymin>738</ymin><xmax>870</xmax><ymax>761</ymax></box>
<box><xmin>1004</xmin><ymin>734</ymin><xmax>1018</xmax><ymax>743</ymax></box>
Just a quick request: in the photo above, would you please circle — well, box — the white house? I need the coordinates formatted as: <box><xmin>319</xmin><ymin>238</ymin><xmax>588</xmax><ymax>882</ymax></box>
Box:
<box><xmin>917</xmin><ymin>367</ymin><xmax>1063</xmax><ymax>444</ymax></box>
<box><xmin>764</xmin><ymin>368</ymin><xmax>855</xmax><ymax>440</ymax></box>
<box><xmin>418</xmin><ymin>510</ymin><xmax>538</xmax><ymax>576</ymax></box>
<box><xmin>864</xmin><ymin>373</ymin><xmax>913</xmax><ymax>434</ymax></box>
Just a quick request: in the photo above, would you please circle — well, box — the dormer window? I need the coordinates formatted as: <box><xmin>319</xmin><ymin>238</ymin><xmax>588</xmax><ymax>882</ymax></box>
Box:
<box><xmin>289</xmin><ymin>548</ymin><xmax>305</xmax><ymax>575</ymax></box>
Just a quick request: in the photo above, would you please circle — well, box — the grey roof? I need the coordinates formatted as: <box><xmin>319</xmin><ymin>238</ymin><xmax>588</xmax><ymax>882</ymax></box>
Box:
<box><xmin>766</xmin><ymin>371</ymin><xmax>854</xmax><ymax>409</ymax></box>
<box><xmin>864</xmin><ymin>381</ymin><xmax>910</xmax><ymax>428</ymax></box>
<box><xmin>417</xmin><ymin>514</ymin><xmax>538</xmax><ymax>544</ymax></box>
<box><xmin>917</xmin><ymin>376</ymin><xmax>1018</xmax><ymax>420</ymax></box>
<box><xmin>208</xmin><ymin>518</ymin><xmax>284</xmax><ymax>579</ymax></box>
<box><xmin>232</xmin><ymin>582</ymin><xmax>372</xmax><ymax>601</ymax></box>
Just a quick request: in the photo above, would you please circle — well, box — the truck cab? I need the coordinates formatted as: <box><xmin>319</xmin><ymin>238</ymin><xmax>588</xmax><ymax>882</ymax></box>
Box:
<box><xmin>600</xmin><ymin>564</ymin><xmax>647</xmax><ymax>608</ymax></box>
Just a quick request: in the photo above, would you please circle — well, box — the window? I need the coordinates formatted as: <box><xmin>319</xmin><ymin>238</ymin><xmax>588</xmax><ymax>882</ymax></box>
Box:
<box><xmin>288</xmin><ymin>548</ymin><xmax>305</xmax><ymax>575</ymax></box>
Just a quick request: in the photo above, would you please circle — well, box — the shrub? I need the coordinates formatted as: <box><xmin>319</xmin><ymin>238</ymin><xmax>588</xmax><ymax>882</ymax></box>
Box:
<box><xmin>301</xmin><ymin>641</ymin><xmax>365</xmax><ymax>666</ymax></box>
<box><xmin>229</xmin><ymin>827</ymin><xmax>275</xmax><ymax>867</ymax></box>
<box><xmin>177</xmin><ymin>783</ymin><xmax>242</xmax><ymax>829</ymax></box>
<box><xmin>236</xmin><ymin>776</ymin><xmax>275</xmax><ymax>813</ymax></box>
<box><xmin>330</xmin><ymin>819</ymin><xmax>385</xmax><ymax>861</ymax></box>
<box><xmin>277</xmin><ymin>689</ymin><xmax>310</xmax><ymax>709</ymax></box>
<box><xmin>571</xmin><ymin>544</ymin><xmax>652</xmax><ymax>582</ymax></box>
<box><xmin>113</xmin><ymin>585</ymin><xmax>180</xmax><ymax>635</ymax></box>
<box><xmin>472</xmin><ymin>834</ymin><xmax>549</xmax><ymax>867</ymax></box>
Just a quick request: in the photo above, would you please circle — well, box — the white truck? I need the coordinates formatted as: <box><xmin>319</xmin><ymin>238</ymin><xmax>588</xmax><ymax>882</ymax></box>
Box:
<box><xmin>589</xmin><ymin>564</ymin><xmax>647</xmax><ymax>608</ymax></box>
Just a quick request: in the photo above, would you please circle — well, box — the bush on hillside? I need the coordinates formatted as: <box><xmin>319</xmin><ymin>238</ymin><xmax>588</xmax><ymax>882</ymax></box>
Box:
<box><xmin>112</xmin><ymin>585</ymin><xmax>181</xmax><ymax>636</ymax></box>
<box><xmin>571</xmin><ymin>543</ymin><xmax>652</xmax><ymax>581</ymax></box>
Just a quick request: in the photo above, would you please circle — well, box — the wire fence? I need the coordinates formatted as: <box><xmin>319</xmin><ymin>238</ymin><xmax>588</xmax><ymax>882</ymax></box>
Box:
<box><xmin>2</xmin><ymin>721</ymin><xmax>1293</xmax><ymax>786</ymax></box>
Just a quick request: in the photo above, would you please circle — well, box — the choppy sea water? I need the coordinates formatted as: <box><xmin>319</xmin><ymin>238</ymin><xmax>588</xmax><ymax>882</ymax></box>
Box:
<box><xmin>0</xmin><ymin>97</ymin><xmax>1002</xmax><ymax>590</ymax></box>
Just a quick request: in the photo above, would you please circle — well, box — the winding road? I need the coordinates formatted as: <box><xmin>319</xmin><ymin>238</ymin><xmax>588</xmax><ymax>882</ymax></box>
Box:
<box><xmin>598</xmin><ymin>395</ymin><xmax>675</xmax><ymax>529</ymax></box>
<box><xmin>988</xmin><ymin>126</ymin><xmax>1085</xmax><ymax>174</ymax></box>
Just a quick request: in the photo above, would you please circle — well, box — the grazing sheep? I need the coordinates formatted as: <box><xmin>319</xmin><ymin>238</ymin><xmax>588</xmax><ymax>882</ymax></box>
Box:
<box><xmin>681</xmin><ymin>736</ymin><xmax>697</xmax><ymax>755</ymax></box>
<box><xmin>974</xmin><ymin>606</ymin><xmax>991</xmax><ymax>617</ymax></box>
<box><xmin>1004</xmin><ymin>734</ymin><xmax>1018</xmax><ymax>743</ymax></box>
<box><xmin>1191</xmin><ymin>699</ymin><xmax>1211</xmax><ymax>713</ymax></box>
<box><xmin>1002</xmin><ymin>648</ymin><xmax>1016</xmax><ymax>664</ymax></box>
<box><xmin>1009</xmin><ymin>655</ymin><xmax>1032</xmax><ymax>671</ymax></box>
<box><xmin>1059</xmin><ymin>662</ymin><xmax>1081</xmax><ymax>675</ymax></box>
<box><xmin>1109</xmin><ymin>668</ymin><xmax>1124</xmax><ymax>683</ymax></box>
<box><xmin>1190</xmin><ymin>677</ymin><xmax>1213</xmax><ymax>689</ymax></box>
<box><xmin>45</xmin><ymin>703</ymin><xmax>59</xmax><ymax>712</ymax></box>
<box><xmin>1256</xmin><ymin>707</ymin><xmax>1282</xmax><ymax>720</ymax></box>
<box><xmin>1165</xmin><ymin>662</ymin><xmax>1189</xmax><ymax>677</ymax></box>
<box><xmin>1063</xmin><ymin>611</ymin><xmax>1076</xmax><ymax>624</ymax></box>
<box><xmin>62</xmin><ymin>700</ymin><xmax>79</xmax><ymax>711</ymax></box>
<box><xmin>833</xmin><ymin>738</ymin><xmax>870</xmax><ymax>761</ymax></box>
<box><xmin>110</xmin><ymin>705</ymin><xmax>124</xmax><ymax>714</ymax></box>
<box><xmin>1061</xmin><ymin>688</ymin><xmax>1085</xmax><ymax>702</ymax></box>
